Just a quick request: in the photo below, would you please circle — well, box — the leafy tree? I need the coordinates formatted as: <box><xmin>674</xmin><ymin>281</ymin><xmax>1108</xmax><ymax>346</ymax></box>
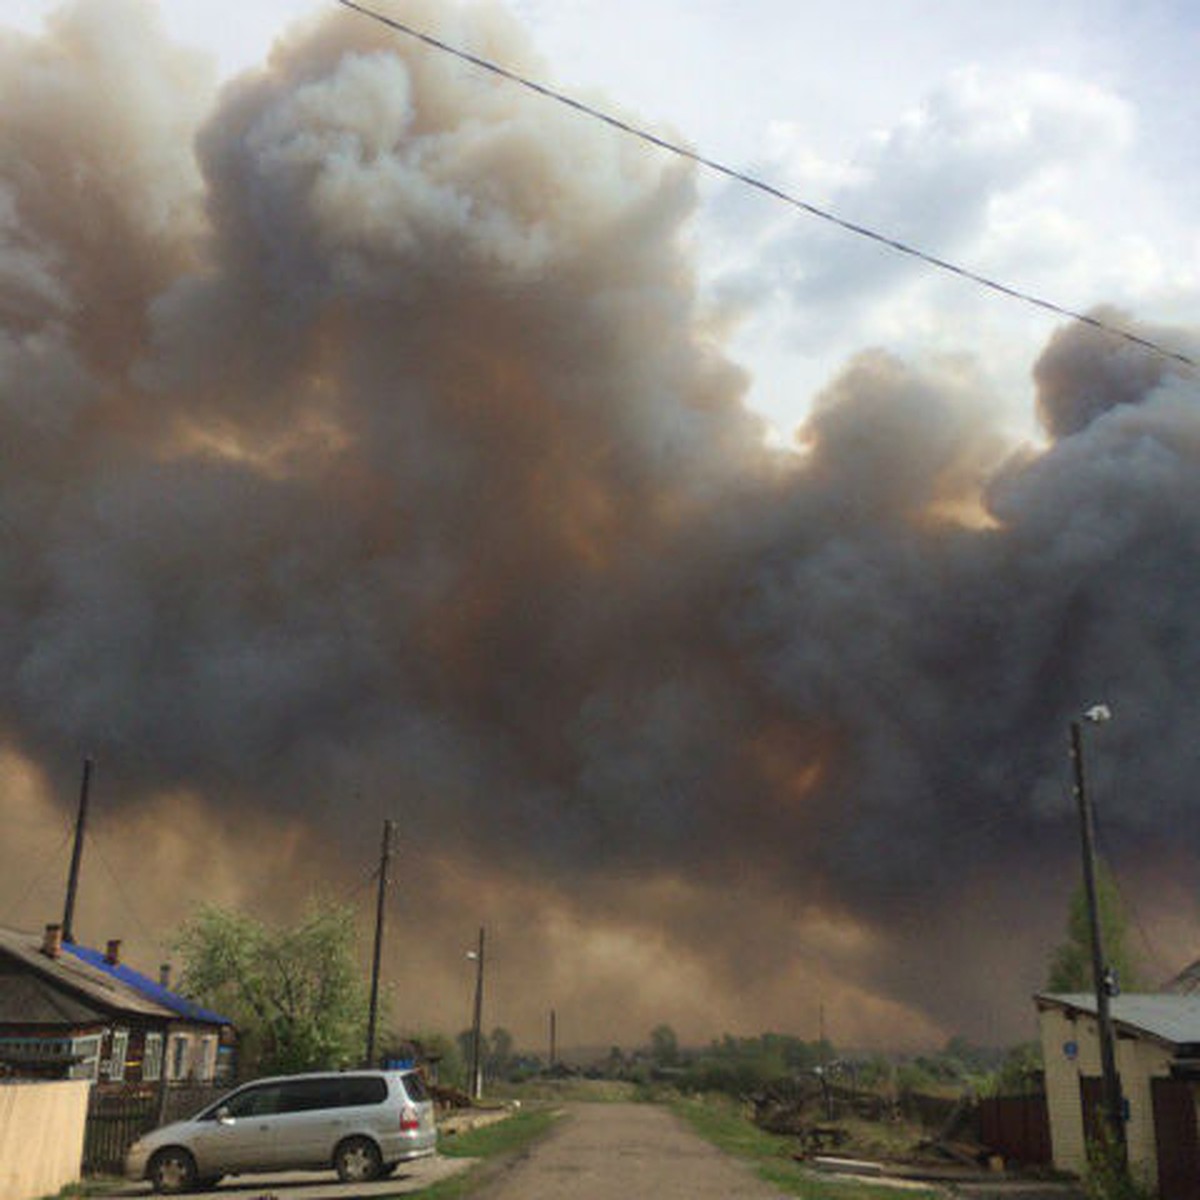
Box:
<box><xmin>175</xmin><ymin>899</ymin><xmax>368</xmax><ymax>1076</ymax></box>
<box><xmin>1047</xmin><ymin>863</ymin><xmax>1142</xmax><ymax>993</ymax></box>
<box><xmin>394</xmin><ymin>1030</ymin><xmax>465</xmax><ymax>1088</ymax></box>
<box><xmin>487</xmin><ymin>1026</ymin><xmax>515</xmax><ymax>1078</ymax></box>
<box><xmin>457</xmin><ymin>1028</ymin><xmax>487</xmax><ymax>1080</ymax></box>
<box><xmin>993</xmin><ymin>1041</ymin><xmax>1044</xmax><ymax>1096</ymax></box>
<box><xmin>650</xmin><ymin>1024</ymin><xmax>680</xmax><ymax>1067</ymax></box>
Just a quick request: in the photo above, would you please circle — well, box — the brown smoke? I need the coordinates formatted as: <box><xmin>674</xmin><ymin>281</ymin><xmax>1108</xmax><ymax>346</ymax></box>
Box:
<box><xmin>2</xmin><ymin>0</ymin><xmax>1199</xmax><ymax>1051</ymax></box>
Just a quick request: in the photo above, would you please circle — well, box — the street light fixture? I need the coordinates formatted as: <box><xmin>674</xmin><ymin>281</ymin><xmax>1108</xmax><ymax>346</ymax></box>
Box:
<box><xmin>1069</xmin><ymin>703</ymin><xmax>1126</xmax><ymax>1164</ymax></box>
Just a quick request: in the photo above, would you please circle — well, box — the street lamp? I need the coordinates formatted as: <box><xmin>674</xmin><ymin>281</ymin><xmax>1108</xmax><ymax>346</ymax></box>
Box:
<box><xmin>466</xmin><ymin>927</ymin><xmax>485</xmax><ymax>1101</ymax></box>
<box><xmin>1069</xmin><ymin>703</ymin><xmax>1125</xmax><ymax>1163</ymax></box>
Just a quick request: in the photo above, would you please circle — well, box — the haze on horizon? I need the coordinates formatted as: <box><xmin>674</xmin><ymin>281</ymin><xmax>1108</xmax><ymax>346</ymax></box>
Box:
<box><xmin>1</xmin><ymin>0</ymin><xmax>1199</xmax><ymax>1055</ymax></box>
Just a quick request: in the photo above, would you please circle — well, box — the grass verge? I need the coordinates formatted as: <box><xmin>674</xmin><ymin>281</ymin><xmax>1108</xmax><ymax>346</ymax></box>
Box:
<box><xmin>395</xmin><ymin>1106</ymin><xmax>563</xmax><ymax>1199</ymax></box>
<box><xmin>671</xmin><ymin>1095</ymin><xmax>941</xmax><ymax>1200</ymax></box>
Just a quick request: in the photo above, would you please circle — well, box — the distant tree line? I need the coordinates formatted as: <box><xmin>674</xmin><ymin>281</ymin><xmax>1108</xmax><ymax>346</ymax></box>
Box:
<box><xmin>171</xmin><ymin>892</ymin><xmax>1084</xmax><ymax>1095</ymax></box>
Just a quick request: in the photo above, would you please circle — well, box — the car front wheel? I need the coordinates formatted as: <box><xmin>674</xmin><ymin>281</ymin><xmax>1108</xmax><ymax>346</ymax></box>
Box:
<box><xmin>148</xmin><ymin>1147</ymin><xmax>198</xmax><ymax>1194</ymax></box>
<box><xmin>335</xmin><ymin>1136</ymin><xmax>383</xmax><ymax>1183</ymax></box>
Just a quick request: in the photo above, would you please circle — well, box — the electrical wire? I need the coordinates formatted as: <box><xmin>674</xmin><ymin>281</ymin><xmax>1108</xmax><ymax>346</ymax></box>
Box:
<box><xmin>0</xmin><ymin>825</ymin><xmax>73</xmax><ymax>927</ymax></box>
<box><xmin>85</xmin><ymin>822</ymin><xmax>162</xmax><ymax>950</ymax></box>
<box><xmin>334</xmin><ymin>0</ymin><xmax>1197</xmax><ymax>372</ymax></box>
<box><xmin>1093</xmin><ymin>815</ymin><xmax>1177</xmax><ymax>986</ymax></box>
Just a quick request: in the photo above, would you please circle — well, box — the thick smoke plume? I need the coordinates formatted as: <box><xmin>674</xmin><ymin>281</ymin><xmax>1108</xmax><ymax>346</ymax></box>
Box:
<box><xmin>2</xmin><ymin>0</ymin><xmax>1199</xmax><ymax>1049</ymax></box>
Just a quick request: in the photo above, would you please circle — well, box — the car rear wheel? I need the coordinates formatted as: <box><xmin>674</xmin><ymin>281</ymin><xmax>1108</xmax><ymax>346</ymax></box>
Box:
<box><xmin>148</xmin><ymin>1147</ymin><xmax>198</xmax><ymax>1194</ymax></box>
<box><xmin>335</xmin><ymin>1135</ymin><xmax>383</xmax><ymax>1183</ymax></box>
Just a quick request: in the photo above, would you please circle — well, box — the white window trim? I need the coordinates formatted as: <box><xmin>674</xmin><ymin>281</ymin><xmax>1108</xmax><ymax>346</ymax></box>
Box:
<box><xmin>169</xmin><ymin>1033</ymin><xmax>190</xmax><ymax>1081</ymax></box>
<box><xmin>107</xmin><ymin>1029</ymin><xmax>129</xmax><ymax>1082</ymax></box>
<box><xmin>143</xmin><ymin>1032</ymin><xmax>164</xmax><ymax>1082</ymax></box>
<box><xmin>69</xmin><ymin>1033</ymin><xmax>102</xmax><ymax>1081</ymax></box>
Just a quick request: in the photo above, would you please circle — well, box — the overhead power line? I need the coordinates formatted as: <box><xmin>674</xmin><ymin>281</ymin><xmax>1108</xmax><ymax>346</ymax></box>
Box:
<box><xmin>334</xmin><ymin>0</ymin><xmax>1196</xmax><ymax>371</ymax></box>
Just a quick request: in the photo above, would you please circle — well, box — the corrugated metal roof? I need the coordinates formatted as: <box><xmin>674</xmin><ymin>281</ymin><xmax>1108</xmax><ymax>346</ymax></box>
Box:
<box><xmin>0</xmin><ymin>926</ymin><xmax>229</xmax><ymax>1026</ymax></box>
<box><xmin>1037</xmin><ymin>992</ymin><xmax>1200</xmax><ymax>1048</ymax></box>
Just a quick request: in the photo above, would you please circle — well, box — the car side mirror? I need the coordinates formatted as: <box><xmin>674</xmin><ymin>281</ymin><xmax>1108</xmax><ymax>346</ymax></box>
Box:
<box><xmin>216</xmin><ymin>1106</ymin><xmax>234</xmax><ymax>1124</ymax></box>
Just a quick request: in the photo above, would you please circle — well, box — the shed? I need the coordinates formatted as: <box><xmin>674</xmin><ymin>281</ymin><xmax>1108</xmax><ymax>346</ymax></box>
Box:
<box><xmin>1036</xmin><ymin>992</ymin><xmax>1200</xmax><ymax>1200</ymax></box>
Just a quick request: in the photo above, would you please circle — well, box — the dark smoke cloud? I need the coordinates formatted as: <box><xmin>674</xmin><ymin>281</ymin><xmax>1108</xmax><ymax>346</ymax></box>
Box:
<box><xmin>2</xmin><ymin>0</ymin><xmax>1199</xmax><ymax>1048</ymax></box>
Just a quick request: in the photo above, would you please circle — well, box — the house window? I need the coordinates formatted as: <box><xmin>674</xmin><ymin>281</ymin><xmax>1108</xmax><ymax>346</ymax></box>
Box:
<box><xmin>199</xmin><ymin>1035</ymin><xmax>218</xmax><ymax>1081</ymax></box>
<box><xmin>107</xmin><ymin>1030</ymin><xmax>130</xmax><ymax>1082</ymax></box>
<box><xmin>169</xmin><ymin>1034</ymin><xmax>190</xmax><ymax>1080</ymax></box>
<box><xmin>144</xmin><ymin>1032</ymin><xmax>164</xmax><ymax>1082</ymax></box>
<box><xmin>69</xmin><ymin>1034</ymin><xmax>102</xmax><ymax>1081</ymax></box>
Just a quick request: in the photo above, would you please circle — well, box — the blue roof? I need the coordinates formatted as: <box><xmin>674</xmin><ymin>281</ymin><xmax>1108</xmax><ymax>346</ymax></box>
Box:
<box><xmin>62</xmin><ymin>942</ymin><xmax>232</xmax><ymax>1026</ymax></box>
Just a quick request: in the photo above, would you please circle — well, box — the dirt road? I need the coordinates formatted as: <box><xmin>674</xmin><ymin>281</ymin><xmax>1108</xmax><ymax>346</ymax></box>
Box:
<box><xmin>472</xmin><ymin>1102</ymin><xmax>790</xmax><ymax>1199</ymax></box>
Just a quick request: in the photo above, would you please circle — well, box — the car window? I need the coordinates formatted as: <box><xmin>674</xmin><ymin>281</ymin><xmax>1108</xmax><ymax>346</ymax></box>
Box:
<box><xmin>279</xmin><ymin>1078</ymin><xmax>341</xmax><ymax>1112</ymax></box>
<box><xmin>340</xmin><ymin>1075</ymin><xmax>388</xmax><ymax>1106</ymax></box>
<box><xmin>224</xmin><ymin>1083</ymin><xmax>286</xmax><ymax>1118</ymax></box>
<box><xmin>399</xmin><ymin>1072</ymin><xmax>429</xmax><ymax>1103</ymax></box>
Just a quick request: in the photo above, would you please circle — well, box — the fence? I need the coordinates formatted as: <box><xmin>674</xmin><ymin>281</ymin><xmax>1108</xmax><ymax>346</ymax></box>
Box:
<box><xmin>1</xmin><ymin>1080</ymin><xmax>90</xmax><ymax>1200</ymax></box>
<box><xmin>978</xmin><ymin>1094</ymin><xmax>1052</xmax><ymax>1165</ymax></box>
<box><xmin>83</xmin><ymin>1082</ymin><xmax>230</xmax><ymax>1175</ymax></box>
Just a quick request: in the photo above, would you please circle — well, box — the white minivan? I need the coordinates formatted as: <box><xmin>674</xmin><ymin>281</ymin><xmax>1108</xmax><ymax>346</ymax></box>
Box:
<box><xmin>125</xmin><ymin>1069</ymin><xmax>437</xmax><ymax>1193</ymax></box>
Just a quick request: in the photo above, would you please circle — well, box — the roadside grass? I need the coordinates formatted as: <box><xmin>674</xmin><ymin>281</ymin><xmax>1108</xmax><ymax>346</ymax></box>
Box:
<box><xmin>394</xmin><ymin>1105</ymin><xmax>562</xmax><ymax>1199</ymax></box>
<box><xmin>671</xmin><ymin>1095</ymin><xmax>942</xmax><ymax>1200</ymax></box>
<box><xmin>42</xmin><ymin>1181</ymin><xmax>125</xmax><ymax>1199</ymax></box>
<box><xmin>438</xmin><ymin>1106</ymin><xmax>561</xmax><ymax>1160</ymax></box>
<box><xmin>485</xmin><ymin>1077</ymin><xmax>640</xmax><ymax>1104</ymax></box>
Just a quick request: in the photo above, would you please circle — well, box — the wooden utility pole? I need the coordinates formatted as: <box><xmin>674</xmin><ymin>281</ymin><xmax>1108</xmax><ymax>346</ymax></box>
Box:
<box><xmin>549</xmin><ymin>1008</ymin><xmax>557</xmax><ymax>1069</ymax></box>
<box><xmin>1070</xmin><ymin>716</ymin><xmax>1126</xmax><ymax>1164</ymax></box>
<box><xmin>62</xmin><ymin>757</ymin><xmax>94</xmax><ymax>944</ymax></box>
<box><xmin>365</xmin><ymin>819</ymin><xmax>395</xmax><ymax>1067</ymax></box>
<box><xmin>469</xmin><ymin>926</ymin><xmax>485</xmax><ymax>1099</ymax></box>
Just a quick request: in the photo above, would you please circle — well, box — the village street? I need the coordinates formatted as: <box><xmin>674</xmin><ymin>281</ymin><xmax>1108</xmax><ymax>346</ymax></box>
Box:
<box><xmin>469</xmin><ymin>1103</ymin><xmax>791</xmax><ymax>1200</ymax></box>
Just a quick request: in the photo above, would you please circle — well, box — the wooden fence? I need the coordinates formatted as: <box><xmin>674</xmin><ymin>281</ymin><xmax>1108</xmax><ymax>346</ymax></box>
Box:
<box><xmin>83</xmin><ymin>1083</ymin><xmax>230</xmax><ymax>1175</ymax></box>
<box><xmin>978</xmin><ymin>1094</ymin><xmax>1052</xmax><ymax>1165</ymax></box>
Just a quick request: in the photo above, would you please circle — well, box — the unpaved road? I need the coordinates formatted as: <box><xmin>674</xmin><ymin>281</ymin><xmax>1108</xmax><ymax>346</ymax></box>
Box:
<box><xmin>473</xmin><ymin>1102</ymin><xmax>789</xmax><ymax>1199</ymax></box>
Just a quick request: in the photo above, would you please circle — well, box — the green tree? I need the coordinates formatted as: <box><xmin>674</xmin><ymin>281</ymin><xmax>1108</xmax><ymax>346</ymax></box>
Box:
<box><xmin>649</xmin><ymin>1024</ymin><xmax>680</xmax><ymax>1067</ymax></box>
<box><xmin>457</xmin><ymin>1028</ymin><xmax>487</xmax><ymax>1079</ymax></box>
<box><xmin>487</xmin><ymin>1026</ymin><xmax>515</xmax><ymax>1078</ymax></box>
<box><xmin>393</xmin><ymin>1030</ymin><xmax>465</xmax><ymax>1088</ymax></box>
<box><xmin>993</xmin><ymin>1041</ymin><xmax>1043</xmax><ymax>1096</ymax></box>
<box><xmin>175</xmin><ymin>899</ymin><xmax>368</xmax><ymax>1075</ymax></box>
<box><xmin>1047</xmin><ymin>864</ymin><xmax>1142</xmax><ymax>993</ymax></box>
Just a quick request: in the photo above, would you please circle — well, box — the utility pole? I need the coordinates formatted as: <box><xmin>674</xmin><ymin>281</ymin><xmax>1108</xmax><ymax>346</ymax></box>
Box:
<box><xmin>468</xmin><ymin>926</ymin><xmax>485</xmax><ymax>1100</ymax></box>
<box><xmin>365</xmin><ymin>819</ymin><xmax>395</xmax><ymax>1068</ymax></box>
<box><xmin>549</xmin><ymin>1008</ymin><xmax>557</xmax><ymax>1070</ymax></box>
<box><xmin>819</xmin><ymin>1003</ymin><xmax>833</xmax><ymax>1120</ymax></box>
<box><xmin>62</xmin><ymin>757</ymin><xmax>94</xmax><ymax>945</ymax></box>
<box><xmin>1070</xmin><ymin>710</ymin><xmax>1126</xmax><ymax>1164</ymax></box>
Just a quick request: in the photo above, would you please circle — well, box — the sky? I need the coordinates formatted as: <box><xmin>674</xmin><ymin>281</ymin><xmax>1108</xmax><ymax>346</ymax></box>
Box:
<box><xmin>2</xmin><ymin>0</ymin><xmax>1199</xmax><ymax>1056</ymax></box>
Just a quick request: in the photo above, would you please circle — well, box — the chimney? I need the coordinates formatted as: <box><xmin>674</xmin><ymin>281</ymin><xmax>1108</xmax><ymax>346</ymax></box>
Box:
<box><xmin>42</xmin><ymin>923</ymin><xmax>63</xmax><ymax>959</ymax></box>
<box><xmin>159</xmin><ymin>963</ymin><xmax>172</xmax><ymax>989</ymax></box>
<box><xmin>104</xmin><ymin>938</ymin><xmax>121</xmax><ymax>966</ymax></box>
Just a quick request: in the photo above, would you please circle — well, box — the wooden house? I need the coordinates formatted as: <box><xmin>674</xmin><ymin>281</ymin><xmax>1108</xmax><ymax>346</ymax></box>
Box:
<box><xmin>0</xmin><ymin>923</ymin><xmax>234</xmax><ymax>1086</ymax></box>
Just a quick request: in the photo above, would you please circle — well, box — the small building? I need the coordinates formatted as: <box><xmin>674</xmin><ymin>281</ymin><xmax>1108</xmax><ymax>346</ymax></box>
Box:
<box><xmin>0</xmin><ymin>923</ymin><xmax>234</xmax><ymax>1086</ymax></box>
<box><xmin>1036</xmin><ymin>991</ymin><xmax>1200</xmax><ymax>1200</ymax></box>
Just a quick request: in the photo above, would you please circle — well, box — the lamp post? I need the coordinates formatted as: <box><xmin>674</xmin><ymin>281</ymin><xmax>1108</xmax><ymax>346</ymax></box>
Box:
<box><xmin>467</xmin><ymin>927</ymin><xmax>485</xmax><ymax>1101</ymax></box>
<box><xmin>1070</xmin><ymin>703</ymin><xmax>1126</xmax><ymax>1163</ymax></box>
